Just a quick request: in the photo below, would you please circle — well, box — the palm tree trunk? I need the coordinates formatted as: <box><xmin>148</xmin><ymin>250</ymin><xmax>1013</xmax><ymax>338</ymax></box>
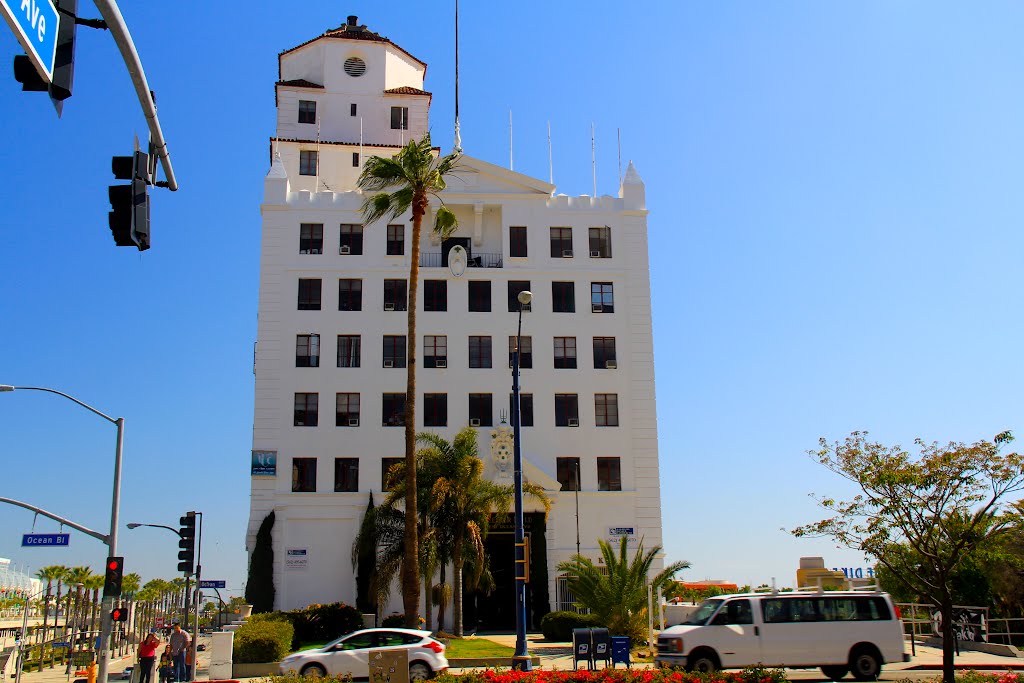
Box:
<box><xmin>437</xmin><ymin>565</ymin><xmax>447</xmax><ymax>633</ymax></box>
<box><xmin>401</xmin><ymin>198</ymin><xmax>424</xmax><ymax>627</ymax></box>
<box><xmin>39</xmin><ymin>579</ymin><xmax>52</xmax><ymax>671</ymax></box>
<box><xmin>453</xmin><ymin>531</ymin><xmax>464</xmax><ymax>637</ymax></box>
<box><xmin>51</xmin><ymin>580</ymin><xmax>63</xmax><ymax>668</ymax></box>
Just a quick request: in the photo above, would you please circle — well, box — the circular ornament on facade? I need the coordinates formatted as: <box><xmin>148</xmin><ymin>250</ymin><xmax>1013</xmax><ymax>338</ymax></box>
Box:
<box><xmin>343</xmin><ymin>57</ymin><xmax>366</xmax><ymax>77</ymax></box>
<box><xmin>448</xmin><ymin>245</ymin><xmax>467</xmax><ymax>277</ymax></box>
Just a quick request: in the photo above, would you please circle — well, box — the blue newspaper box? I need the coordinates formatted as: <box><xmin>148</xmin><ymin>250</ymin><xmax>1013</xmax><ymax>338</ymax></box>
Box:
<box><xmin>610</xmin><ymin>636</ymin><xmax>631</xmax><ymax>668</ymax></box>
<box><xmin>572</xmin><ymin>628</ymin><xmax>592</xmax><ymax>669</ymax></box>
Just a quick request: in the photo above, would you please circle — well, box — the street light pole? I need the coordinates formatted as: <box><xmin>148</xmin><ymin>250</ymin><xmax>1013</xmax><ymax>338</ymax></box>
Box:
<box><xmin>0</xmin><ymin>385</ymin><xmax>123</xmax><ymax>683</ymax></box>
<box><xmin>510</xmin><ymin>290</ymin><xmax>532</xmax><ymax>672</ymax></box>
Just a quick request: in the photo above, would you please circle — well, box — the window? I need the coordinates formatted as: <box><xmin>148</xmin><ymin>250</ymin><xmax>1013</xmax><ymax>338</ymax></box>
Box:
<box><xmin>339</xmin><ymin>224</ymin><xmax>364</xmax><ymax>255</ymax></box>
<box><xmin>554</xmin><ymin>337</ymin><xmax>577</xmax><ymax>369</ymax></box>
<box><xmin>424</xmin><ymin>335</ymin><xmax>447</xmax><ymax>368</ymax></box>
<box><xmin>350</xmin><ymin>103</ymin><xmax>357</xmax><ymax>116</ymax></box>
<box><xmin>761</xmin><ymin>598</ymin><xmax>823</xmax><ymax>624</ymax></box>
<box><xmin>469</xmin><ymin>336</ymin><xmax>492</xmax><ymax>368</ymax></box>
<box><xmin>336</xmin><ymin>393</ymin><xmax>360</xmax><ymax>427</ymax></box>
<box><xmin>292</xmin><ymin>458</ymin><xmax>317</xmax><ymax>492</ymax></box>
<box><xmin>510</xmin><ymin>226</ymin><xmax>528</xmax><ymax>257</ymax></box>
<box><xmin>298</xmin><ymin>100</ymin><xmax>316</xmax><ymax>124</ymax></box>
<box><xmin>294</xmin><ymin>393</ymin><xmax>318</xmax><ymax>427</ymax></box>
<box><xmin>383</xmin><ymin>279</ymin><xmax>407</xmax><ymax>311</ymax></box>
<box><xmin>299</xmin><ymin>150</ymin><xmax>318</xmax><ymax>176</ymax></box>
<box><xmin>710</xmin><ymin>600</ymin><xmax>753</xmax><ymax>626</ymax></box>
<box><xmin>593</xmin><ymin>337</ymin><xmax>617</xmax><ymax>369</ymax></box>
<box><xmin>383</xmin><ymin>335</ymin><xmax>407</xmax><ymax>368</ymax></box>
<box><xmin>508</xmin><ymin>335</ymin><xmax>532</xmax><ymax>369</ymax></box>
<box><xmin>300</xmin><ymin>223</ymin><xmax>323</xmax><ymax>253</ymax></box>
<box><xmin>423</xmin><ymin>393</ymin><xmax>447</xmax><ymax>427</ymax></box>
<box><xmin>424</xmin><ymin>280</ymin><xmax>447</xmax><ymax>312</ymax></box>
<box><xmin>468</xmin><ymin>393</ymin><xmax>493</xmax><ymax>427</ymax></box>
<box><xmin>468</xmin><ymin>281</ymin><xmax>491</xmax><ymax>312</ymax></box>
<box><xmin>508</xmin><ymin>281</ymin><xmax>531</xmax><ymax>312</ymax></box>
<box><xmin>297</xmin><ymin>279</ymin><xmax>322</xmax><ymax>310</ymax></box>
<box><xmin>382</xmin><ymin>393</ymin><xmax>406</xmax><ymax>427</ymax></box>
<box><xmin>337</xmin><ymin>335</ymin><xmax>361</xmax><ymax>367</ymax></box>
<box><xmin>597</xmin><ymin>457</ymin><xmax>621</xmax><ymax>491</ymax></box>
<box><xmin>595</xmin><ymin>394</ymin><xmax>619</xmax><ymax>426</ymax></box>
<box><xmin>591</xmin><ymin>282</ymin><xmax>614</xmax><ymax>313</ymax></box>
<box><xmin>509</xmin><ymin>393</ymin><xmax>534</xmax><ymax>427</ymax></box>
<box><xmin>352</xmin><ymin>152</ymin><xmax>360</xmax><ymax>167</ymax></box>
<box><xmin>816</xmin><ymin>597</ymin><xmax>891</xmax><ymax>622</ymax></box>
<box><xmin>381</xmin><ymin>457</ymin><xmax>403</xmax><ymax>491</ymax></box>
<box><xmin>555</xmin><ymin>394</ymin><xmax>579</xmax><ymax>427</ymax></box>
<box><xmin>338</xmin><ymin>279</ymin><xmax>362</xmax><ymax>311</ymax></box>
<box><xmin>589</xmin><ymin>226</ymin><xmax>612</xmax><ymax>258</ymax></box>
<box><xmin>386</xmin><ymin>224</ymin><xmax>405</xmax><ymax>255</ymax></box>
<box><xmin>390</xmin><ymin>106</ymin><xmax>409</xmax><ymax>130</ymax></box>
<box><xmin>296</xmin><ymin>334</ymin><xmax>320</xmax><ymax>367</ymax></box>
<box><xmin>334</xmin><ymin>458</ymin><xmax>359</xmax><ymax>492</ymax></box>
<box><xmin>551</xmin><ymin>282</ymin><xmax>576</xmax><ymax>313</ymax></box>
<box><xmin>557</xmin><ymin>457</ymin><xmax>581</xmax><ymax>491</ymax></box>
<box><xmin>550</xmin><ymin>227</ymin><xmax>573</xmax><ymax>257</ymax></box>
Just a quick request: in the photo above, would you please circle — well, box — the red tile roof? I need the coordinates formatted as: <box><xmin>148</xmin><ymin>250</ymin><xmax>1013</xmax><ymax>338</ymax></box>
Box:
<box><xmin>278</xmin><ymin>19</ymin><xmax>427</xmax><ymax>76</ymax></box>
<box><xmin>384</xmin><ymin>86</ymin><xmax>431</xmax><ymax>97</ymax></box>
<box><xmin>276</xmin><ymin>79</ymin><xmax>324</xmax><ymax>89</ymax></box>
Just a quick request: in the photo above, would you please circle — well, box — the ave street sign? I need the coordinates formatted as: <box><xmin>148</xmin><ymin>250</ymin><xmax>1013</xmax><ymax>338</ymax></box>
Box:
<box><xmin>0</xmin><ymin>0</ymin><xmax>60</xmax><ymax>81</ymax></box>
<box><xmin>22</xmin><ymin>533</ymin><xmax>70</xmax><ymax>547</ymax></box>
<box><xmin>199</xmin><ymin>580</ymin><xmax>226</xmax><ymax>589</ymax></box>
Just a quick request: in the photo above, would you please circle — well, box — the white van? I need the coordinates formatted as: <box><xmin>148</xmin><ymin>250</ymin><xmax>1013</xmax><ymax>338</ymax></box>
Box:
<box><xmin>655</xmin><ymin>591</ymin><xmax>908</xmax><ymax>680</ymax></box>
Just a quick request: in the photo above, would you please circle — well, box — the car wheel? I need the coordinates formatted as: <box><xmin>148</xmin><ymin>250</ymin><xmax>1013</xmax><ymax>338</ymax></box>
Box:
<box><xmin>409</xmin><ymin>662</ymin><xmax>432</xmax><ymax>681</ymax></box>
<box><xmin>821</xmin><ymin>666</ymin><xmax>849</xmax><ymax>681</ymax></box>
<box><xmin>686</xmin><ymin>650</ymin><xmax>719</xmax><ymax>673</ymax></box>
<box><xmin>849</xmin><ymin>646</ymin><xmax>881</xmax><ymax>681</ymax></box>
<box><xmin>300</xmin><ymin>664</ymin><xmax>327</xmax><ymax>678</ymax></box>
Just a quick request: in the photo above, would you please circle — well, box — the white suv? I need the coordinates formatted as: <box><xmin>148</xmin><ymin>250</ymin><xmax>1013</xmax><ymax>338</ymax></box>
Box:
<box><xmin>279</xmin><ymin>628</ymin><xmax>448</xmax><ymax>680</ymax></box>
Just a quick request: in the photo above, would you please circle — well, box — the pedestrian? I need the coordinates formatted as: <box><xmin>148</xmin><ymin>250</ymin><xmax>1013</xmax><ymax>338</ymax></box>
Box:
<box><xmin>137</xmin><ymin>631</ymin><xmax>161</xmax><ymax>683</ymax></box>
<box><xmin>168</xmin><ymin>622</ymin><xmax>191</xmax><ymax>682</ymax></box>
<box><xmin>158</xmin><ymin>645</ymin><xmax>173</xmax><ymax>683</ymax></box>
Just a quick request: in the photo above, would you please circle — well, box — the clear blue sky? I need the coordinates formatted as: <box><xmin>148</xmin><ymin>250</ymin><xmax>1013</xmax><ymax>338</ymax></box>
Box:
<box><xmin>1</xmin><ymin>1</ymin><xmax>1022</xmax><ymax>595</ymax></box>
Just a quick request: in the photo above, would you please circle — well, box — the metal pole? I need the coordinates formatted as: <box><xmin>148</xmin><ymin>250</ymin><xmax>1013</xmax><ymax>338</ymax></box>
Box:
<box><xmin>511</xmin><ymin>303</ymin><xmax>531</xmax><ymax>671</ymax></box>
<box><xmin>14</xmin><ymin>591</ymin><xmax>31</xmax><ymax>683</ymax></box>
<box><xmin>97</xmin><ymin>417</ymin><xmax>124</xmax><ymax>683</ymax></box>
<box><xmin>574</xmin><ymin>462</ymin><xmax>580</xmax><ymax>556</ymax></box>
<box><xmin>189</xmin><ymin>512</ymin><xmax>202</xmax><ymax>682</ymax></box>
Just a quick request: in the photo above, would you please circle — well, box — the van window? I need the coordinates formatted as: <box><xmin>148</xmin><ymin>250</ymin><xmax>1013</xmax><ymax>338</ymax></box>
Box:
<box><xmin>710</xmin><ymin>599</ymin><xmax>753</xmax><ymax>625</ymax></box>
<box><xmin>685</xmin><ymin>599</ymin><xmax>723</xmax><ymax>625</ymax></box>
<box><xmin>819</xmin><ymin>597</ymin><xmax>891</xmax><ymax>621</ymax></box>
<box><xmin>761</xmin><ymin>597</ymin><xmax>820</xmax><ymax>623</ymax></box>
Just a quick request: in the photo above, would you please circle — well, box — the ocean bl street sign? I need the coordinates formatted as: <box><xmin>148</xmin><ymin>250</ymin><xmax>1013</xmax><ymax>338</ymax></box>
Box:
<box><xmin>22</xmin><ymin>533</ymin><xmax>70</xmax><ymax>546</ymax></box>
<box><xmin>199</xmin><ymin>580</ymin><xmax>226</xmax><ymax>589</ymax></box>
<box><xmin>0</xmin><ymin>0</ymin><xmax>59</xmax><ymax>81</ymax></box>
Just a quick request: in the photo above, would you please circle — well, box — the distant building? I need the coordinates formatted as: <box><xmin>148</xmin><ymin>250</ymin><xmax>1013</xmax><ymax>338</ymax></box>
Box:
<box><xmin>247</xmin><ymin>16</ymin><xmax>663</xmax><ymax>628</ymax></box>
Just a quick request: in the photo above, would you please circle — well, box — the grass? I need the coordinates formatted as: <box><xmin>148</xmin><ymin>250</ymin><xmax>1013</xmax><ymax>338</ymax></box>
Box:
<box><xmin>444</xmin><ymin>639</ymin><xmax>516</xmax><ymax>659</ymax></box>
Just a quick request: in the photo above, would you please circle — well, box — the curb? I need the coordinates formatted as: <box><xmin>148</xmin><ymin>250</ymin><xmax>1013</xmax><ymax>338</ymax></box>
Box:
<box><xmin>905</xmin><ymin>665</ymin><xmax>1024</xmax><ymax>671</ymax></box>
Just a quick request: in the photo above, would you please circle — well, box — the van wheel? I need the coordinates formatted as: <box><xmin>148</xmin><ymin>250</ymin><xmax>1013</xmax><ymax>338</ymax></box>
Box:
<box><xmin>849</xmin><ymin>646</ymin><xmax>881</xmax><ymax>681</ymax></box>
<box><xmin>687</xmin><ymin>650</ymin><xmax>720</xmax><ymax>673</ymax></box>
<box><xmin>821</xmin><ymin>666</ymin><xmax>849</xmax><ymax>681</ymax></box>
<box><xmin>300</xmin><ymin>664</ymin><xmax>327</xmax><ymax>678</ymax></box>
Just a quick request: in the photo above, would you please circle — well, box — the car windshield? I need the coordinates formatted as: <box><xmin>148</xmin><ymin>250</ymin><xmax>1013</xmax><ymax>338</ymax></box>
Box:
<box><xmin>685</xmin><ymin>599</ymin><xmax>724</xmax><ymax>625</ymax></box>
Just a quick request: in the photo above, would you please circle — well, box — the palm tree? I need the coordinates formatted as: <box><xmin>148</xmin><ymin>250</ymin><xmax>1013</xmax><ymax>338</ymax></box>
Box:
<box><xmin>557</xmin><ymin>536</ymin><xmax>690</xmax><ymax>642</ymax></box>
<box><xmin>358</xmin><ymin>133</ymin><xmax>460</xmax><ymax>626</ymax></box>
<box><xmin>85</xmin><ymin>574</ymin><xmax>105</xmax><ymax>640</ymax></box>
<box><xmin>121</xmin><ymin>573</ymin><xmax>142</xmax><ymax>649</ymax></box>
<box><xmin>36</xmin><ymin>565</ymin><xmax>63</xmax><ymax>666</ymax></box>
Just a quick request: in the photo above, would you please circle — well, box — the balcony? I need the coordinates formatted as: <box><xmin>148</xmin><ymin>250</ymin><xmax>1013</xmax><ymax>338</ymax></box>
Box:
<box><xmin>419</xmin><ymin>252</ymin><xmax>503</xmax><ymax>268</ymax></box>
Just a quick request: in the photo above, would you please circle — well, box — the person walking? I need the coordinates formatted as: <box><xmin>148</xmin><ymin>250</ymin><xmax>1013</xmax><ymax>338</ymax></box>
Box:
<box><xmin>158</xmin><ymin>645</ymin><xmax>173</xmax><ymax>683</ymax></box>
<box><xmin>168</xmin><ymin>623</ymin><xmax>191</xmax><ymax>682</ymax></box>
<box><xmin>137</xmin><ymin>632</ymin><xmax>161</xmax><ymax>683</ymax></box>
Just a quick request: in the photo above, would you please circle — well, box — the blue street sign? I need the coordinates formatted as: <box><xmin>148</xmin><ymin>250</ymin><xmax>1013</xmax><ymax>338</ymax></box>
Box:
<box><xmin>199</xmin><ymin>580</ymin><xmax>226</xmax><ymax>589</ymax></box>
<box><xmin>53</xmin><ymin>642</ymin><xmax>70</xmax><ymax>647</ymax></box>
<box><xmin>22</xmin><ymin>533</ymin><xmax>70</xmax><ymax>547</ymax></box>
<box><xmin>0</xmin><ymin>0</ymin><xmax>59</xmax><ymax>81</ymax></box>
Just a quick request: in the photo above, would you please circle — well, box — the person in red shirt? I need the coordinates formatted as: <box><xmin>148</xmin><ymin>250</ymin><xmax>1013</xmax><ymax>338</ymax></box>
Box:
<box><xmin>138</xmin><ymin>632</ymin><xmax>161</xmax><ymax>683</ymax></box>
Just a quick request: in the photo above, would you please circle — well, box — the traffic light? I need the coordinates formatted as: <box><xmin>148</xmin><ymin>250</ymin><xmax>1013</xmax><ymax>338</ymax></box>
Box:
<box><xmin>111</xmin><ymin>606</ymin><xmax>129</xmax><ymax>622</ymax></box>
<box><xmin>109</xmin><ymin>150</ymin><xmax>150</xmax><ymax>251</ymax></box>
<box><xmin>11</xmin><ymin>0</ymin><xmax>76</xmax><ymax>115</ymax></box>
<box><xmin>178</xmin><ymin>513</ymin><xmax>196</xmax><ymax>575</ymax></box>
<box><xmin>103</xmin><ymin>557</ymin><xmax>124</xmax><ymax>598</ymax></box>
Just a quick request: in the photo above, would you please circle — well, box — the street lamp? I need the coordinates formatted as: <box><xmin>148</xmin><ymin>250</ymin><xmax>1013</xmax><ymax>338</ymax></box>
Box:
<box><xmin>510</xmin><ymin>290</ymin><xmax>532</xmax><ymax>671</ymax></box>
<box><xmin>0</xmin><ymin>384</ymin><xmax>124</xmax><ymax>683</ymax></box>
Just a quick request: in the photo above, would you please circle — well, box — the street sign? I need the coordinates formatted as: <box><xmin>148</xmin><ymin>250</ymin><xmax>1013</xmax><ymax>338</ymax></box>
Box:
<box><xmin>199</xmin><ymin>580</ymin><xmax>226</xmax><ymax>589</ymax></box>
<box><xmin>22</xmin><ymin>533</ymin><xmax>70</xmax><ymax>547</ymax></box>
<box><xmin>0</xmin><ymin>0</ymin><xmax>60</xmax><ymax>81</ymax></box>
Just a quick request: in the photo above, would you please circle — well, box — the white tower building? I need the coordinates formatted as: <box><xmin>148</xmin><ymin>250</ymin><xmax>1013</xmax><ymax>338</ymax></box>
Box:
<box><xmin>248</xmin><ymin>16</ymin><xmax>663</xmax><ymax>627</ymax></box>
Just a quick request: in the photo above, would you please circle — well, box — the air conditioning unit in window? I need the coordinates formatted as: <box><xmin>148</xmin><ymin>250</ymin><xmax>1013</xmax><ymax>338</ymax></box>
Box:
<box><xmin>311</xmin><ymin>249</ymin><xmax>321</xmax><ymax>254</ymax></box>
<box><xmin>567</xmin><ymin>418</ymin><xmax>579</xmax><ymax>427</ymax></box>
<box><xmin>340</xmin><ymin>245</ymin><xmax>351</xmax><ymax>254</ymax></box>
<box><xmin>383</xmin><ymin>360</ymin><xmax>394</xmax><ymax>368</ymax></box>
<box><xmin>562</xmin><ymin>250</ymin><xmax>574</xmax><ymax>258</ymax></box>
<box><xmin>469</xmin><ymin>418</ymin><xmax>481</xmax><ymax>427</ymax></box>
<box><xmin>436</xmin><ymin>359</ymin><xmax>447</xmax><ymax>368</ymax></box>
<box><xmin>348</xmin><ymin>418</ymin><xmax>360</xmax><ymax>427</ymax></box>
<box><xmin>605</xmin><ymin>359</ymin><xmax>617</xmax><ymax>369</ymax></box>
<box><xmin>384</xmin><ymin>303</ymin><xmax>395</xmax><ymax>311</ymax></box>
<box><xmin>592</xmin><ymin>304</ymin><xmax>603</xmax><ymax>313</ymax></box>
<box><xmin>590</xmin><ymin>250</ymin><xmax>601</xmax><ymax>258</ymax></box>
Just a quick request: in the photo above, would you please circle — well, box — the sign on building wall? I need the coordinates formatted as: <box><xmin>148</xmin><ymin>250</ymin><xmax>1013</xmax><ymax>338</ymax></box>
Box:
<box><xmin>285</xmin><ymin>548</ymin><xmax>308</xmax><ymax>570</ymax></box>
<box><xmin>251</xmin><ymin>450</ymin><xmax>277</xmax><ymax>476</ymax></box>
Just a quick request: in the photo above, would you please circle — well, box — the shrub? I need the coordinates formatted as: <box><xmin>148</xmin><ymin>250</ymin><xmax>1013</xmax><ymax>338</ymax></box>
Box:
<box><xmin>381</xmin><ymin>614</ymin><xmax>406</xmax><ymax>627</ymax></box>
<box><xmin>288</xmin><ymin>602</ymin><xmax>364</xmax><ymax>645</ymax></box>
<box><xmin>539</xmin><ymin>611</ymin><xmax>601</xmax><ymax>641</ymax></box>
<box><xmin>233</xmin><ymin>615</ymin><xmax>294</xmax><ymax>663</ymax></box>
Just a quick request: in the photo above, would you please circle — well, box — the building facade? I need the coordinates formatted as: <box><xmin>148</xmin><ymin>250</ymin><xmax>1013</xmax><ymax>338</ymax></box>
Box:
<box><xmin>248</xmin><ymin>16</ymin><xmax>663</xmax><ymax>628</ymax></box>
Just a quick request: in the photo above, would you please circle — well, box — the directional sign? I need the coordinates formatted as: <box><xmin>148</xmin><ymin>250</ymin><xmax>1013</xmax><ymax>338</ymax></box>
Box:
<box><xmin>0</xmin><ymin>0</ymin><xmax>60</xmax><ymax>81</ymax></box>
<box><xmin>199</xmin><ymin>580</ymin><xmax>226</xmax><ymax>589</ymax></box>
<box><xmin>22</xmin><ymin>533</ymin><xmax>70</xmax><ymax>547</ymax></box>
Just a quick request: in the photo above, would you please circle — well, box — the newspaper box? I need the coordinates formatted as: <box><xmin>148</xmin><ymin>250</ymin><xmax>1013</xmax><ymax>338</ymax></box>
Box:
<box><xmin>369</xmin><ymin>647</ymin><xmax>409</xmax><ymax>683</ymax></box>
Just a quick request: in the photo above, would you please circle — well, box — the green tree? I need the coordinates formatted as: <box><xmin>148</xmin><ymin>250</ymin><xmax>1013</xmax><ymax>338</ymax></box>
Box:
<box><xmin>792</xmin><ymin>431</ymin><xmax>1024</xmax><ymax>683</ymax></box>
<box><xmin>357</xmin><ymin>134</ymin><xmax>460</xmax><ymax>627</ymax></box>
<box><xmin>558</xmin><ymin>536</ymin><xmax>688</xmax><ymax>642</ymax></box>
<box><xmin>246</xmin><ymin>511</ymin><xmax>276</xmax><ymax>613</ymax></box>
<box><xmin>36</xmin><ymin>565</ymin><xmax>64</xmax><ymax>669</ymax></box>
<box><xmin>352</xmin><ymin>493</ymin><xmax>378</xmax><ymax>615</ymax></box>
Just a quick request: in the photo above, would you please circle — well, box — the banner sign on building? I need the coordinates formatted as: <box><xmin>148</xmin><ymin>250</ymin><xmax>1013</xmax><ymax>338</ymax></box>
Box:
<box><xmin>285</xmin><ymin>548</ymin><xmax>308</xmax><ymax>570</ymax></box>
<box><xmin>251</xmin><ymin>450</ymin><xmax>277</xmax><ymax>476</ymax></box>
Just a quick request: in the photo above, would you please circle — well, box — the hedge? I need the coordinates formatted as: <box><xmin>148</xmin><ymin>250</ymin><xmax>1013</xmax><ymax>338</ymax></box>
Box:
<box><xmin>539</xmin><ymin>611</ymin><xmax>602</xmax><ymax>641</ymax></box>
<box><xmin>287</xmin><ymin>602</ymin><xmax>364</xmax><ymax>646</ymax></box>
<box><xmin>233</xmin><ymin>613</ymin><xmax>294</xmax><ymax>663</ymax></box>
